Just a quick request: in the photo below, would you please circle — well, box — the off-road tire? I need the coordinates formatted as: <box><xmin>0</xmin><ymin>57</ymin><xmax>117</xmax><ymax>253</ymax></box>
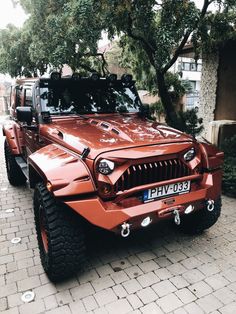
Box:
<box><xmin>4</xmin><ymin>140</ymin><xmax>26</xmax><ymax>186</ymax></box>
<box><xmin>34</xmin><ymin>183</ymin><xmax>86</xmax><ymax>282</ymax></box>
<box><xmin>177</xmin><ymin>198</ymin><xmax>221</xmax><ymax>234</ymax></box>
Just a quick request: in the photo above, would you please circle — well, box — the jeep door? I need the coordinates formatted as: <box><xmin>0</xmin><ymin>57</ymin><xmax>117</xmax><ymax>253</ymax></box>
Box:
<box><xmin>18</xmin><ymin>85</ymin><xmax>41</xmax><ymax>157</ymax></box>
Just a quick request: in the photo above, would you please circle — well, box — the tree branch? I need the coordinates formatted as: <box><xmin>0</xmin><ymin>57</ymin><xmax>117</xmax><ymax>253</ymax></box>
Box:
<box><xmin>75</xmin><ymin>52</ymin><xmax>109</xmax><ymax>76</ymax></box>
<box><xmin>162</xmin><ymin>31</ymin><xmax>191</xmax><ymax>73</ymax></box>
<box><xmin>126</xmin><ymin>13</ymin><xmax>156</xmax><ymax>67</ymax></box>
<box><xmin>96</xmin><ymin>53</ymin><xmax>109</xmax><ymax>77</ymax></box>
<box><xmin>83</xmin><ymin>52</ymin><xmax>108</xmax><ymax>76</ymax></box>
<box><xmin>201</xmin><ymin>0</ymin><xmax>214</xmax><ymax>18</ymax></box>
<box><xmin>162</xmin><ymin>0</ymin><xmax>212</xmax><ymax>73</ymax></box>
<box><xmin>78</xmin><ymin>62</ymin><xmax>96</xmax><ymax>73</ymax></box>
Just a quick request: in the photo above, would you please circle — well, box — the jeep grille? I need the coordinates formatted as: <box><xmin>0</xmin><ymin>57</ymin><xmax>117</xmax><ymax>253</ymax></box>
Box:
<box><xmin>114</xmin><ymin>158</ymin><xmax>193</xmax><ymax>192</ymax></box>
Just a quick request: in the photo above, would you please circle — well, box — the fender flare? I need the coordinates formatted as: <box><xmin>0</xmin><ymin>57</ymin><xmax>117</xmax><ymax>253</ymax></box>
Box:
<box><xmin>28</xmin><ymin>144</ymin><xmax>96</xmax><ymax>197</ymax></box>
<box><xmin>199</xmin><ymin>142</ymin><xmax>224</xmax><ymax>170</ymax></box>
<box><xmin>3</xmin><ymin>120</ymin><xmax>23</xmax><ymax>155</ymax></box>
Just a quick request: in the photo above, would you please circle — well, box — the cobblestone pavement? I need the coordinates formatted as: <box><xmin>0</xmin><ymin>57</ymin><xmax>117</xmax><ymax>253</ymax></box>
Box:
<box><xmin>1</xmin><ymin>121</ymin><xmax>236</xmax><ymax>314</ymax></box>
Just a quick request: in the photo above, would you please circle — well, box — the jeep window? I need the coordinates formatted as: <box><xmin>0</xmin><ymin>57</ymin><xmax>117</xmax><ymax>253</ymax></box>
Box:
<box><xmin>24</xmin><ymin>88</ymin><xmax>33</xmax><ymax>107</ymax></box>
<box><xmin>39</xmin><ymin>80</ymin><xmax>141</xmax><ymax>115</ymax></box>
<box><xmin>15</xmin><ymin>86</ymin><xmax>22</xmax><ymax>107</ymax></box>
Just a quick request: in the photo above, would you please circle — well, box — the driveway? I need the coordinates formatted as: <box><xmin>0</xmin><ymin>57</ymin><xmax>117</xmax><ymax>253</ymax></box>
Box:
<box><xmin>0</xmin><ymin>120</ymin><xmax>236</xmax><ymax>314</ymax></box>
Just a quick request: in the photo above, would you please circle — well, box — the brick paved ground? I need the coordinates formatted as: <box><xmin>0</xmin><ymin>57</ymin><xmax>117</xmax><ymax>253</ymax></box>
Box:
<box><xmin>1</xmin><ymin>119</ymin><xmax>236</xmax><ymax>314</ymax></box>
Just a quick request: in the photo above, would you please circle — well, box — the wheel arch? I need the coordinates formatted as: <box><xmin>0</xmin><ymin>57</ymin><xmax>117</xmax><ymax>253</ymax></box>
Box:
<box><xmin>3</xmin><ymin>121</ymin><xmax>24</xmax><ymax>155</ymax></box>
<box><xmin>28</xmin><ymin>144</ymin><xmax>96</xmax><ymax>197</ymax></box>
<box><xmin>28</xmin><ymin>163</ymin><xmax>44</xmax><ymax>188</ymax></box>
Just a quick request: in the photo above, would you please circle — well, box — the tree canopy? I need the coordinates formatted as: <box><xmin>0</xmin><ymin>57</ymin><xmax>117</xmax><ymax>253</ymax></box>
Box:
<box><xmin>98</xmin><ymin>0</ymin><xmax>236</xmax><ymax>128</ymax></box>
<box><xmin>0</xmin><ymin>0</ymin><xmax>104</xmax><ymax>76</ymax></box>
<box><xmin>0</xmin><ymin>0</ymin><xmax>235</xmax><ymax>128</ymax></box>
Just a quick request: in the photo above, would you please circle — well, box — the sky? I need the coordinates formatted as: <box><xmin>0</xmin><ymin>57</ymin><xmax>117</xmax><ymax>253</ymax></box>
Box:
<box><xmin>0</xmin><ymin>0</ymin><xmax>27</xmax><ymax>29</ymax></box>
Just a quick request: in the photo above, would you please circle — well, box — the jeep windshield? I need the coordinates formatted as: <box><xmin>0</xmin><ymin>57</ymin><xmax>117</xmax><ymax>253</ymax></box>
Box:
<box><xmin>39</xmin><ymin>78</ymin><xmax>141</xmax><ymax>115</ymax></box>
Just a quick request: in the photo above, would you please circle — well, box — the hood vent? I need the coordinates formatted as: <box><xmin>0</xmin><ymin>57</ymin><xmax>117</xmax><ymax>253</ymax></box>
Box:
<box><xmin>89</xmin><ymin>119</ymin><xmax>120</xmax><ymax>135</ymax></box>
<box><xmin>90</xmin><ymin>120</ymin><xmax>98</xmax><ymax>125</ymax></box>
<box><xmin>101</xmin><ymin>123</ymin><xmax>109</xmax><ymax>129</ymax></box>
<box><xmin>112</xmin><ymin>128</ymin><xmax>120</xmax><ymax>135</ymax></box>
<box><xmin>58</xmin><ymin>131</ymin><xmax>64</xmax><ymax>139</ymax></box>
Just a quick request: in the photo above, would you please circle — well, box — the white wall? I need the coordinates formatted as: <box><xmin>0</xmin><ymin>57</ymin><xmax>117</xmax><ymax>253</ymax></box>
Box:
<box><xmin>199</xmin><ymin>52</ymin><xmax>219</xmax><ymax>137</ymax></box>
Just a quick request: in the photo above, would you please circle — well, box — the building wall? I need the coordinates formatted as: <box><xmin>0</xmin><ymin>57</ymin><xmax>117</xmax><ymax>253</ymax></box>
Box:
<box><xmin>178</xmin><ymin>57</ymin><xmax>202</xmax><ymax>91</ymax></box>
<box><xmin>199</xmin><ymin>51</ymin><xmax>219</xmax><ymax>137</ymax></box>
<box><xmin>171</xmin><ymin>57</ymin><xmax>202</xmax><ymax>91</ymax></box>
<box><xmin>138</xmin><ymin>90</ymin><xmax>159</xmax><ymax>105</ymax></box>
<box><xmin>215</xmin><ymin>41</ymin><xmax>236</xmax><ymax>121</ymax></box>
<box><xmin>0</xmin><ymin>84</ymin><xmax>7</xmax><ymax>114</ymax></box>
<box><xmin>170</xmin><ymin>56</ymin><xmax>202</xmax><ymax>111</ymax></box>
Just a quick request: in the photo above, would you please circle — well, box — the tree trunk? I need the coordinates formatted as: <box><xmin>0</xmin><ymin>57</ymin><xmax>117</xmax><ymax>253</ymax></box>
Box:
<box><xmin>156</xmin><ymin>70</ymin><xmax>182</xmax><ymax>130</ymax></box>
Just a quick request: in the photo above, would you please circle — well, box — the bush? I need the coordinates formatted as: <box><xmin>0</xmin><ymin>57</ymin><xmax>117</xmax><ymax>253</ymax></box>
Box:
<box><xmin>150</xmin><ymin>101</ymin><xmax>165</xmax><ymax>120</ymax></box>
<box><xmin>179</xmin><ymin>108</ymin><xmax>203</xmax><ymax>137</ymax></box>
<box><xmin>150</xmin><ymin>102</ymin><xmax>203</xmax><ymax>137</ymax></box>
<box><xmin>221</xmin><ymin>135</ymin><xmax>236</xmax><ymax>197</ymax></box>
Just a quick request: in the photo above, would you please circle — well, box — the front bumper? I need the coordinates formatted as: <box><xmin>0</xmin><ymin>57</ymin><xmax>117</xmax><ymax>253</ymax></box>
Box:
<box><xmin>64</xmin><ymin>170</ymin><xmax>222</xmax><ymax>233</ymax></box>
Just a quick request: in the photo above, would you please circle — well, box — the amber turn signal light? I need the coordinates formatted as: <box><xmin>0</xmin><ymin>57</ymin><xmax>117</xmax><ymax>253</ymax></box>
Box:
<box><xmin>100</xmin><ymin>183</ymin><xmax>112</xmax><ymax>195</ymax></box>
<box><xmin>46</xmin><ymin>182</ymin><xmax>53</xmax><ymax>192</ymax></box>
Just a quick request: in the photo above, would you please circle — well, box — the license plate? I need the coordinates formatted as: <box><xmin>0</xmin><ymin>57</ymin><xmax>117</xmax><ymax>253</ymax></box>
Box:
<box><xmin>143</xmin><ymin>181</ymin><xmax>191</xmax><ymax>203</ymax></box>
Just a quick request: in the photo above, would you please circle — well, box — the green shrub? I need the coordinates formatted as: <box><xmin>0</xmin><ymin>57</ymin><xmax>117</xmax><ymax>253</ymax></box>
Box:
<box><xmin>220</xmin><ymin>135</ymin><xmax>236</xmax><ymax>158</ymax></box>
<box><xmin>221</xmin><ymin>135</ymin><xmax>236</xmax><ymax>197</ymax></box>
<box><xmin>179</xmin><ymin>109</ymin><xmax>203</xmax><ymax>137</ymax></box>
<box><xmin>150</xmin><ymin>102</ymin><xmax>203</xmax><ymax>137</ymax></box>
<box><xmin>150</xmin><ymin>100</ymin><xmax>165</xmax><ymax>119</ymax></box>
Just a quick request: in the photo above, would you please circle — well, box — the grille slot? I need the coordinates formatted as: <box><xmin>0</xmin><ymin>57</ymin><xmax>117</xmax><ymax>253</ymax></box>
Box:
<box><xmin>114</xmin><ymin>158</ymin><xmax>192</xmax><ymax>192</ymax></box>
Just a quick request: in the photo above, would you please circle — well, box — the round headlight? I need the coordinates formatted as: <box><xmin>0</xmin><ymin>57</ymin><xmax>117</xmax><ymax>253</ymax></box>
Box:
<box><xmin>183</xmin><ymin>148</ymin><xmax>196</xmax><ymax>162</ymax></box>
<box><xmin>98</xmin><ymin>159</ymin><xmax>115</xmax><ymax>175</ymax></box>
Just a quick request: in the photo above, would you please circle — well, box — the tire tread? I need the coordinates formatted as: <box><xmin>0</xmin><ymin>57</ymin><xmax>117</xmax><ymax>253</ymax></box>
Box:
<box><xmin>178</xmin><ymin>198</ymin><xmax>221</xmax><ymax>234</ymax></box>
<box><xmin>4</xmin><ymin>140</ymin><xmax>26</xmax><ymax>186</ymax></box>
<box><xmin>34</xmin><ymin>183</ymin><xmax>86</xmax><ymax>282</ymax></box>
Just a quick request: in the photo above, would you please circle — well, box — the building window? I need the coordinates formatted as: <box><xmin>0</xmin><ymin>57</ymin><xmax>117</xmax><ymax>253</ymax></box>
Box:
<box><xmin>190</xmin><ymin>63</ymin><xmax>197</xmax><ymax>71</ymax></box>
<box><xmin>197</xmin><ymin>63</ymin><xmax>202</xmax><ymax>72</ymax></box>
<box><xmin>24</xmin><ymin>89</ymin><xmax>32</xmax><ymax>107</ymax></box>
<box><xmin>15</xmin><ymin>86</ymin><xmax>22</xmax><ymax>107</ymax></box>
<box><xmin>182</xmin><ymin>62</ymin><xmax>190</xmax><ymax>71</ymax></box>
<box><xmin>189</xmin><ymin>81</ymin><xmax>196</xmax><ymax>91</ymax></box>
<box><xmin>181</xmin><ymin>62</ymin><xmax>202</xmax><ymax>72</ymax></box>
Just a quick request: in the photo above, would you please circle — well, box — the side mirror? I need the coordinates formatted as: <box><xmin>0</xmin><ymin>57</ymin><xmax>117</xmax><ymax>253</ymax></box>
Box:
<box><xmin>16</xmin><ymin>106</ymin><xmax>33</xmax><ymax>125</ymax></box>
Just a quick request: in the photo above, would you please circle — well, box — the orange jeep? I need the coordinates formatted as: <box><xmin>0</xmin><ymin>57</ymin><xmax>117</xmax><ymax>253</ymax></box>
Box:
<box><xmin>3</xmin><ymin>73</ymin><xmax>224</xmax><ymax>281</ymax></box>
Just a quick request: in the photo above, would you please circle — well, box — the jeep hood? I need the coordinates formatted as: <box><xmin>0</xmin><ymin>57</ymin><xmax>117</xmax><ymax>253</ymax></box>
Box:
<box><xmin>41</xmin><ymin>114</ymin><xmax>193</xmax><ymax>159</ymax></box>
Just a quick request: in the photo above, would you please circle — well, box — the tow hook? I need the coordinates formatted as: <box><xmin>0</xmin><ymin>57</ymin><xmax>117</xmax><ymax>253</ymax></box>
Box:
<box><xmin>207</xmin><ymin>199</ymin><xmax>214</xmax><ymax>212</ymax></box>
<box><xmin>121</xmin><ymin>222</ymin><xmax>131</xmax><ymax>238</ymax></box>
<box><xmin>173</xmin><ymin>209</ymin><xmax>181</xmax><ymax>225</ymax></box>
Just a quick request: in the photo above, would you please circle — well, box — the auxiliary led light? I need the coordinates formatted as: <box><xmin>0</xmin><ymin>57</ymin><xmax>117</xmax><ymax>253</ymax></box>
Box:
<box><xmin>121</xmin><ymin>74</ymin><xmax>133</xmax><ymax>85</ymax></box>
<box><xmin>46</xmin><ymin>182</ymin><xmax>53</xmax><ymax>192</ymax></box>
<box><xmin>141</xmin><ymin>216</ymin><xmax>152</xmax><ymax>227</ymax></box>
<box><xmin>72</xmin><ymin>72</ymin><xmax>81</xmax><ymax>80</ymax></box>
<box><xmin>90</xmin><ymin>72</ymin><xmax>100</xmax><ymax>81</ymax></box>
<box><xmin>50</xmin><ymin>72</ymin><xmax>61</xmax><ymax>80</ymax></box>
<box><xmin>107</xmin><ymin>74</ymin><xmax>117</xmax><ymax>82</ymax></box>
<box><xmin>185</xmin><ymin>205</ymin><xmax>194</xmax><ymax>214</ymax></box>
